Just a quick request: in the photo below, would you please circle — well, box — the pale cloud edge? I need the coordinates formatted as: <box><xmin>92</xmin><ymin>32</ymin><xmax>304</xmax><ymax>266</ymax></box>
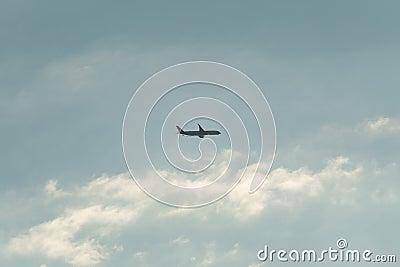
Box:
<box><xmin>4</xmin><ymin>139</ymin><xmax>398</xmax><ymax>266</ymax></box>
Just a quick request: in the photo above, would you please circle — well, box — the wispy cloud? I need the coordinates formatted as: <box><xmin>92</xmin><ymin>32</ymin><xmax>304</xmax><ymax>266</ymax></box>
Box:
<box><xmin>317</xmin><ymin>116</ymin><xmax>400</xmax><ymax>139</ymax></box>
<box><xmin>7</xmin><ymin>205</ymin><xmax>138</xmax><ymax>266</ymax></box>
<box><xmin>45</xmin><ymin>179</ymin><xmax>69</xmax><ymax>198</ymax></box>
<box><xmin>361</xmin><ymin>116</ymin><xmax>400</xmax><ymax>134</ymax></box>
<box><xmin>4</xmin><ymin>153</ymin><xmax>398</xmax><ymax>266</ymax></box>
<box><xmin>196</xmin><ymin>242</ymin><xmax>216</xmax><ymax>267</ymax></box>
<box><xmin>6</xmin><ymin>174</ymin><xmax>148</xmax><ymax>266</ymax></box>
<box><xmin>170</xmin><ymin>236</ymin><xmax>190</xmax><ymax>245</ymax></box>
<box><xmin>218</xmin><ymin>155</ymin><xmax>398</xmax><ymax>219</ymax></box>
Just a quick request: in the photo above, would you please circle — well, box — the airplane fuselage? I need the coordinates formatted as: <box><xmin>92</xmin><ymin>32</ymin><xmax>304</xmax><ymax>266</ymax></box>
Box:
<box><xmin>181</xmin><ymin>130</ymin><xmax>221</xmax><ymax>137</ymax></box>
<box><xmin>176</xmin><ymin>124</ymin><xmax>221</xmax><ymax>138</ymax></box>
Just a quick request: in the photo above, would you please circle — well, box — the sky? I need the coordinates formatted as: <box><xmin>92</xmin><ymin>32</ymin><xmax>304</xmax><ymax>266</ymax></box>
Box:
<box><xmin>1</xmin><ymin>1</ymin><xmax>399</xmax><ymax>266</ymax></box>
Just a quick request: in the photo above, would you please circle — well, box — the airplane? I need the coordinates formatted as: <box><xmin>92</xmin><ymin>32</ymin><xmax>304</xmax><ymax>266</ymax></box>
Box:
<box><xmin>176</xmin><ymin>124</ymin><xmax>221</xmax><ymax>138</ymax></box>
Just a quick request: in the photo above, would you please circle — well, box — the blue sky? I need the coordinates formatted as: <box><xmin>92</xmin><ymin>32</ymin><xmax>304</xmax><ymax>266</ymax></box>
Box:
<box><xmin>1</xmin><ymin>1</ymin><xmax>399</xmax><ymax>266</ymax></box>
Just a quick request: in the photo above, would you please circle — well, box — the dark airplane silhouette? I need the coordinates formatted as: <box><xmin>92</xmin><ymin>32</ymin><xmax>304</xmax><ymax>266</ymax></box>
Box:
<box><xmin>176</xmin><ymin>124</ymin><xmax>221</xmax><ymax>138</ymax></box>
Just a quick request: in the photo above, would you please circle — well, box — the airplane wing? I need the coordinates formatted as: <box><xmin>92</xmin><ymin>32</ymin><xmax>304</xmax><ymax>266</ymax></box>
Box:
<box><xmin>198</xmin><ymin>124</ymin><xmax>205</xmax><ymax>133</ymax></box>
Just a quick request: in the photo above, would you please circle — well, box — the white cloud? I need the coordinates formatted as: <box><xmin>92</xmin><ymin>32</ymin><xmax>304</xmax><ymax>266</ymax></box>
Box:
<box><xmin>192</xmin><ymin>242</ymin><xmax>241</xmax><ymax>267</ymax></box>
<box><xmin>356</xmin><ymin>116</ymin><xmax>400</xmax><ymax>135</ymax></box>
<box><xmin>7</xmin><ymin>173</ymin><xmax>148</xmax><ymax>267</ymax></box>
<box><xmin>7</xmin><ymin>205</ymin><xmax>136</xmax><ymax>266</ymax></box>
<box><xmin>5</xmin><ymin>154</ymin><xmax>398</xmax><ymax>266</ymax></box>
<box><xmin>314</xmin><ymin>116</ymin><xmax>400</xmax><ymax>153</ymax></box>
<box><xmin>197</xmin><ymin>242</ymin><xmax>216</xmax><ymax>267</ymax></box>
<box><xmin>133</xmin><ymin>251</ymin><xmax>147</xmax><ymax>259</ymax></box>
<box><xmin>170</xmin><ymin>236</ymin><xmax>190</xmax><ymax>245</ymax></box>
<box><xmin>78</xmin><ymin>173</ymin><xmax>148</xmax><ymax>203</ymax></box>
<box><xmin>218</xmin><ymin>156</ymin><xmax>370</xmax><ymax>219</ymax></box>
<box><xmin>360</xmin><ymin>117</ymin><xmax>400</xmax><ymax>134</ymax></box>
<box><xmin>366</xmin><ymin>117</ymin><xmax>390</xmax><ymax>130</ymax></box>
<box><xmin>45</xmin><ymin>179</ymin><xmax>69</xmax><ymax>197</ymax></box>
<box><xmin>158</xmin><ymin>149</ymin><xmax>234</xmax><ymax>188</ymax></box>
<box><xmin>112</xmin><ymin>244</ymin><xmax>124</xmax><ymax>252</ymax></box>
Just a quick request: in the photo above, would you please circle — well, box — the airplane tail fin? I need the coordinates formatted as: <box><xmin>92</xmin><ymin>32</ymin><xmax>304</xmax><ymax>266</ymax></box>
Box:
<box><xmin>176</xmin><ymin>126</ymin><xmax>184</xmax><ymax>134</ymax></box>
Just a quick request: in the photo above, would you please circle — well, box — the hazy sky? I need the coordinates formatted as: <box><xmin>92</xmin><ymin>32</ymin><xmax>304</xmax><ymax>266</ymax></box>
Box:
<box><xmin>1</xmin><ymin>1</ymin><xmax>399</xmax><ymax>266</ymax></box>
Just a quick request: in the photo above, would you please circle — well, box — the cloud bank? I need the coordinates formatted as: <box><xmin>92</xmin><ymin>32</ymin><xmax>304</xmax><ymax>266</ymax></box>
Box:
<box><xmin>5</xmin><ymin>152</ymin><xmax>398</xmax><ymax>266</ymax></box>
